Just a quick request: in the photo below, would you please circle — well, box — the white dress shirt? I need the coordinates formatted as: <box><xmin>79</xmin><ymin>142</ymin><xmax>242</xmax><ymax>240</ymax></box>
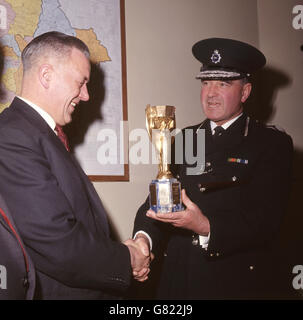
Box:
<box><xmin>210</xmin><ymin>113</ymin><xmax>243</xmax><ymax>134</ymax></box>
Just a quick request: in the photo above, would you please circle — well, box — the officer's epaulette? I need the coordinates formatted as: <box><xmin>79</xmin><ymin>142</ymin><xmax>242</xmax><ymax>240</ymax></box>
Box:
<box><xmin>265</xmin><ymin>124</ymin><xmax>286</xmax><ymax>133</ymax></box>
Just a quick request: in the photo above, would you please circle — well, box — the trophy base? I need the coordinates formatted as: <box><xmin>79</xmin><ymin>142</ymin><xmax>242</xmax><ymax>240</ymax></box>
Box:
<box><xmin>149</xmin><ymin>178</ymin><xmax>183</xmax><ymax>213</ymax></box>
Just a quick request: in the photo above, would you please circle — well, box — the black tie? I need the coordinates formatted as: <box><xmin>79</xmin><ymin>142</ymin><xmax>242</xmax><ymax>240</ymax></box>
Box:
<box><xmin>213</xmin><ymin>126</ymin><xmax>225</xmax><ymax>141</ymax></box>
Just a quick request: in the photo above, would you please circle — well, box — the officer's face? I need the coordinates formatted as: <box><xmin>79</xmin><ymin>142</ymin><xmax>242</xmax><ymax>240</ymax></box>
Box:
<box><xmin>200</xmin><ymin>79</ymin><xmax>251</xmax><ymax>125</ymax></box>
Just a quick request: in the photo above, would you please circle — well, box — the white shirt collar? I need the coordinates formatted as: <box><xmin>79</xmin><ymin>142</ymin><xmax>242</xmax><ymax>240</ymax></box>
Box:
<box><xmin>17</xmin><ymin>96</ymin><xmax>56</xmax><ymax>132</ymax></box>
<box><xmin>210</xmin><ymin>113</ymin><xmax>243</xmax><ymax>134</ymax></box>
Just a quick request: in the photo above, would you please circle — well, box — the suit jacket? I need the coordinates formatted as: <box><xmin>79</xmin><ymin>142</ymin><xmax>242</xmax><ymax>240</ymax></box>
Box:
<box><xmin>0</xmin><ymin>97</ymin><xmax>131</xmax><ymax>299</ymax></box>
<box><xmin>134</xmin><ymin>114</ymin><xmax>294</xmax><ymax>299</ymax></box>
<box><xmin>0</xmin><ymin>193</ymin><xmax>36</xmax><ymax>300</ymax></box>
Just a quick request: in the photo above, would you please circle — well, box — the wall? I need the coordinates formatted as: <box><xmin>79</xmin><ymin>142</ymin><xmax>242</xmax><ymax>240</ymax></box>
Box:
<box><xmin>257</xmin><ymin>0</ymin><xmax>303</xmax><ymax>148</ymax></box>
<box><xmin>257</xmin><ymin>0</ymin><xmax>303</xmax><ymax>274</ymax></box>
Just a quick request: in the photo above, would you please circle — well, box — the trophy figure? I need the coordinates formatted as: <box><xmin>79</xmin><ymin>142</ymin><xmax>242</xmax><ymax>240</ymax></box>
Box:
<box><xmin>146</xmin><ymin>105</ymin><xmax>183</xmax><ymax>213</ymax></box>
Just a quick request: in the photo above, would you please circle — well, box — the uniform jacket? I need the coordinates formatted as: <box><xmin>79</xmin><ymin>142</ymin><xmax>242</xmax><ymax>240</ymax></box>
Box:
<box><xmin>134</xmin><ymin>114</ymin><xmax>293</xmax><ymax>299</ymax></box>
<box><xmin>0</xmin><ymin>193</ymin><xmax>36</xmax><ymax>299</ymax></box>
<box><xmin>0</xmin><ymin>97</ymin><xmax>131</xmax><ymax>299</ymax></box>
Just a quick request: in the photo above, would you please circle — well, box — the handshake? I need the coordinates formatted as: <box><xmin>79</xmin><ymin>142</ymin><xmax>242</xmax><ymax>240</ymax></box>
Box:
<box><xmin>124</xmin><ymin>234</ymin><xmax>154</xmax><ymax>282</ymax></box>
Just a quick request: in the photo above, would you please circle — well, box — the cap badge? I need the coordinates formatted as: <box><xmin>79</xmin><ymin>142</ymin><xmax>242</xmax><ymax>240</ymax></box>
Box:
<box><xmin>210</xmin><ymin>49</ymin><xmax>222</xmax><ymax>64</ymax></box>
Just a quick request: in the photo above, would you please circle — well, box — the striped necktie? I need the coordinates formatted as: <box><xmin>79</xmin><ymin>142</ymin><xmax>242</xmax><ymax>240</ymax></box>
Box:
<box><xmin>55</xmin><ymin>125</ymin><xmax>70</xmax><ymax>152</ymax></box>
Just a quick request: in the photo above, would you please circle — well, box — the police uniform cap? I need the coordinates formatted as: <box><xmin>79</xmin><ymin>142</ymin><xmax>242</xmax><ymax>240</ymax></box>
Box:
<box><xmin>192</xmin><ymin>38</ymin><xmax>266</xmax><ymax>80</ymax></box>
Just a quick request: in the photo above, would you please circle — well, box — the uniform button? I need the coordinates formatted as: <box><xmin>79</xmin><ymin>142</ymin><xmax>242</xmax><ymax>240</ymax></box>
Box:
<box><xmin>210</xmin><ymin>253</ymin><xmax>214</xmax><ymax>257</ymax></box>
<box><xmin>216</xmin><ymin>253</ymin><xmax>220</xmax><ymax>257</ymax></box>
<box><xmin>249</xmin><ymin>265</ymin><xmax>254</xmax><ymax>270</ymax></box>
<box><xmin>206</xmin><ymin>162</ymin><xmax>211</xmax><ymax>167</ymax></box>
<box><xmin>176</xmin><ymin>174</ymin><xmax>180</xmax><ymax>179</ymax></box>
<box><xmin>163</xmin><ymin>252</ymin><xmax>168</xmax><ymax>257</ymax></box>
<box><xmin>192</xmin><ymin>238</ymin><xmax>199</xmax><ymax>246</ymax></box>
<box><xmin>232</xmin><ymin>176</ymin><xmax>237</xmax><ymax>182</ymax></box>
<box><xmin>200</xmin><ymin>187</ymin><xmax>206</xmax><ymax>192</ymax></box>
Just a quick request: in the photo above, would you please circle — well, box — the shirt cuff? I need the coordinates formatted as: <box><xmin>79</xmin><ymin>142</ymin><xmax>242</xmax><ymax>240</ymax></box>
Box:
<box><xmin>133</xmin><ymin>231</ymin><xmax>153</xmax><ymax>251</ymax></box>
<box><xmin>199</xmin><ymin>232</ymin><xmax>210</xmax><ymax>249</ymax></box>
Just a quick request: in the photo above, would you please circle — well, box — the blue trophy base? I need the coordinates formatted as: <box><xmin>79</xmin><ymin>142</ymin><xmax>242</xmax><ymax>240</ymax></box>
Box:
<box><xmin>149</xmin><ymin>178</ymin><xmax>183</xmax><ymax>213</ymax></box>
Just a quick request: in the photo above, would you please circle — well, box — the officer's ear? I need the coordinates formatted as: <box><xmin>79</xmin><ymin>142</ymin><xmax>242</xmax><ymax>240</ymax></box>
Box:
<box><xmin>241</xmin><ymin>82</ymin><xmax>252</xmax><ymax>103</ymax></box>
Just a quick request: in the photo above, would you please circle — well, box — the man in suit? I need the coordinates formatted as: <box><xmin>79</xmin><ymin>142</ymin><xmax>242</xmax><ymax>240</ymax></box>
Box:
<box><xmin>0</xmin><ymin>31</ymin><xmax>151</xmax><ymax>299</ymax></box>
<box><xmin>0</xmin><ymin>193</ymin><xmax>36</xmax><ymax>299</ymax></box>
<box><xmin>133</xmin><ymin>38</ymin><xmax>294</xmax><ymax>299</ymax></box>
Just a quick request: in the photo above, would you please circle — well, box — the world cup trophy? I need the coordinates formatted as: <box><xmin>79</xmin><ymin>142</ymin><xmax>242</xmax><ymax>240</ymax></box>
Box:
<box><xmin>146</xmin><ymin>105</ymin><xmax>183</xmax><ymax>213</ymax></box>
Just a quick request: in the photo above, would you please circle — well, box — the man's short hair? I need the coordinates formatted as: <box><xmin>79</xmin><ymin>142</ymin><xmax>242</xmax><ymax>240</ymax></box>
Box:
<box><xmin>21</xmin><ymin>31</ymin><xmax>90</xmax><ymax>72</ymax></box>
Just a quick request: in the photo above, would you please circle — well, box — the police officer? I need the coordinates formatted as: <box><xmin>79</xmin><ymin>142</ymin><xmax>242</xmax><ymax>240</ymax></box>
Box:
<box><xmin>133</xmin><ymin>38</ymin><xmax>294</xmax><ymax>299</ymax></box>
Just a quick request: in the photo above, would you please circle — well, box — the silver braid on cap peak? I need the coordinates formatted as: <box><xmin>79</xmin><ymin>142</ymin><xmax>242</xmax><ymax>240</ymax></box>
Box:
<box><xmin>196</xmin><ymin>70</ymin><xmax>241</xmax><ymax>79</ymax></box>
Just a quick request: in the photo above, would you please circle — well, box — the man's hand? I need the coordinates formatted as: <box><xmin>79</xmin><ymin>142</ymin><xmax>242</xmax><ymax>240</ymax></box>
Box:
<box><xmin>146</xmin><ymin>189</ymin><xmax>210</xmax><ymax>235</ymax></box>
<box><xmin>124</xmin><ymin>235</ymin><xmax>154</xmax><ymax>282</ymax></box>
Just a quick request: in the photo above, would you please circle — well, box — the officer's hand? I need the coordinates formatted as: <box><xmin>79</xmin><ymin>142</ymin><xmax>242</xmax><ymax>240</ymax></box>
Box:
<box><xmin>146</xmin><ymin>189</ymin><xmax>210</xmax><ymax>235</ymax></box>
<box><xmin>133</xmin><ymin>235</ymin><xmax>155</xmax><ymax>282</ymax></box>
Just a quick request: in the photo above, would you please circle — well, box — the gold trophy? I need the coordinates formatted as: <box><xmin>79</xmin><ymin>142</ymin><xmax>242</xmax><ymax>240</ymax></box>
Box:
<box><xmin>146</xmin><ymin>105</ymin><xmax>183</xmax><ymax>213</ymax></box>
